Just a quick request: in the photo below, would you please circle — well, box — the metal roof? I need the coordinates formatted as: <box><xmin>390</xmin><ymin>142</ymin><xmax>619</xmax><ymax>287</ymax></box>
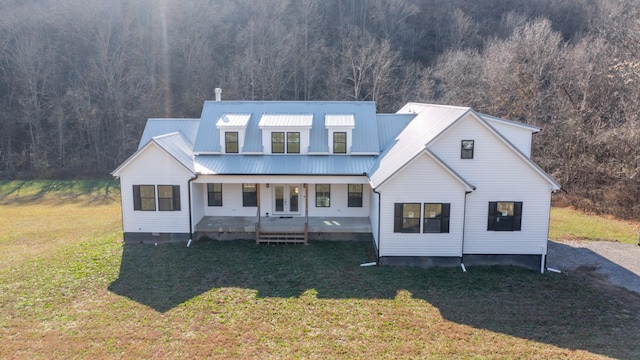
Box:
<box><xmin>113</xmin><ymin>132</ymin><xmax>194</xmax><ymax>176</ymax></box>
<box><xmin>376</xmin><ymin>114</ymin><xmax>416</xmax><ymax>151</ymax></box>
<box><xmin>325</xmin><ymin>114</ymin><xmax>355</xmax><ymax>127</ymax></box>
<box><xmin>194</xmin><ymin>101</ymin><xmax>379</xmax><ymax>154</ymax></box>
<box><xmin>138</xmin><ymin>118</ymin><xmax>199</xmax><ymax>150</ymax></box>
<box><xmin>195</xmin><ymin>155</ymin><xmax>376</xmax><ymax>175</ymax></box>
<box><xmin>369</xmin><ymin>104</ymin><xmax>471</xmax><ymax>187</ymax></box>
<box><xmin>259</xmin><ymin>114</ymin><xmax>313</xmax><ymax>128</ymax></box>
<box><xmin>479</xmin><ymin>113</ymin><xmax>541</xmax><ymax>132</ymax></box>
<box><xmin>216</xmin><ymin>113</ymin><xmax>251</xmax><ymax>128</ymax></box>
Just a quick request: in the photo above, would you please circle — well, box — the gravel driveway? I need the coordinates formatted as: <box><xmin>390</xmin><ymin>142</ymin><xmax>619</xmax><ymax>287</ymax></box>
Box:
<box><xmin>547</xmin><ymin>240</ymin><xmax>640</xmax><ymax>295</ymax></box>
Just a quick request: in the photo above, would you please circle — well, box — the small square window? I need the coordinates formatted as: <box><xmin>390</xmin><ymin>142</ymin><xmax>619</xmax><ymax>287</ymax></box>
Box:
<box><xmin>461</xmin><ymin>140</ymin><xmax>474</xmax><ymax>159</ymax></box>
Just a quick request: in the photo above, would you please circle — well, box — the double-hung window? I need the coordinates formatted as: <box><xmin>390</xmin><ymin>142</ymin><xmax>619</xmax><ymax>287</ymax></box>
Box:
<box><xmin>348</xmin><ymin>184</ymin><xmax>363</xmax><ymax>207</ymax></box>
<box><xmin>423</xmin><ymin>203</ymin><xmax>450</xmax><ymax>233</ymax></box>
<box><xmin>394</xmin><ymin>203</ymin><xmax>420</xmax><ymax>233</ymax></box>
<box><xmin>225</xmin><ymin>131</ymin><xmax>239</xmax><ymax>153</ymax></box>
<box><xmin>133</xmin><ymin>185</ymin><xmax>156</xmax><ymax>211</ymax></box>
<box><xmin>487</xmin><ymin>202</ymin><xmax>522</xmax><ymax>231</ymax></box>
<box><xmin>333</xmin><ymin>132</ymin><xmax>347</xmax><ymax>153</ymax></box>
<box><xmin>207</xmin><ymin>183</ymin><xmax>222</xmax><ymax>206</ymax></box>
<box><xmin>316</xmin><ymin>184</ymin><xmax>331</xmax><ymax>207</ymax></box>
<box><xmin>287</xmin><ymin>132</ymin><xmax>300</xmax><ymax>153</ymax></box>
<box><xmin>157</xmin><ymin>185</ymin><xmax>181</xmax><ymax>211</ymax></box>
<box><xmin>271</xmin><ymin>132</ymin><xmax>285</xmax><ymax>153</ymax></box>
<box><xmin>461</xmin><ymin>140</ymin><xmax>474</xmax><ymax>159</ymax></box>
<box><xmin>242</xmin><ymin>183</ymin><xmax>257</xmax><ymax>207</ymax></box>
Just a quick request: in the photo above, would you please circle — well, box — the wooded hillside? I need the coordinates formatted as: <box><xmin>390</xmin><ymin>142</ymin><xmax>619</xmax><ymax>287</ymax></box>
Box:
<box><xmin>1</xmin><ymin>0</ymin><xmax>638</xmax><ymax>218</ymax></box>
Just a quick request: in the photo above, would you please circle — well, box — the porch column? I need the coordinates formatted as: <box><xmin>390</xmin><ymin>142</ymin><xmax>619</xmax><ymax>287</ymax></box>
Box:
<box><xmin>304</xmin><ymin>183</ymin><xmax>308</xmax><ymax>244</ymax></box>
<box><xmin>255</xmin><ymin>183</ymin><xmax>261</xmax><ymax>243</ymax></box>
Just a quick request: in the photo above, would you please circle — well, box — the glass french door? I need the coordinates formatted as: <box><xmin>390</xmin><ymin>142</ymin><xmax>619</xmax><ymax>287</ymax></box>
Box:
<box><xmin>273</xmin><ymin>185</ymin><xmax>300</xmax><ymax>214</ymax></box>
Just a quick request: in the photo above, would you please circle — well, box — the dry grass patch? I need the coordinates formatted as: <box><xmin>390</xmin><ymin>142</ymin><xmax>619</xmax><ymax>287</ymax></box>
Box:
<box><xmin>550</xmin><ymin>207</ymin><xmax>640</xmax><ymax>244</ymax></box>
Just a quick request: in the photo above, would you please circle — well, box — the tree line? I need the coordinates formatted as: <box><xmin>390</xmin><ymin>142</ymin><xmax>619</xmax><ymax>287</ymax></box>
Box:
<box><xmin>0</xmin><ymin>0</ymin><xmax>638</xmax><ymax>218</ymax></box>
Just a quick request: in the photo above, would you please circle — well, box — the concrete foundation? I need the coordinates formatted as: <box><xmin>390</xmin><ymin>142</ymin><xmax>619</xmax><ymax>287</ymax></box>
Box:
<box><xmin>462</xmin><ymin>254</ymin><xmax>543</xmax><ymax>271</ymax></box>
<box><xmin>123</xmin><ymin>232</ymin><xmax>190</xmax><ymax>244</ymax></box>
<box><xmin>379</xmin><ymin>256</ymin><xmax>461</xmax><ymax>268</ymax></box>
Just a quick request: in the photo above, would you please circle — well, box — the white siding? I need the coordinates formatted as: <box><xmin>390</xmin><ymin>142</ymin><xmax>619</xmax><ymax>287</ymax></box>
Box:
<box><xmin>369</xmin><ymin>189</ymin><xmax>380</xmax><ymax>249</ymax></box>
<box><xmin>485</xmin><ymin>120</ymin><xmax>534</xmax><ymax>157</ymax></box>
<box><xmin>429</xmin><ymin>114</ymin><xmax>554</xmax><ymax>255</ymax></box>
<box><xmin>307</xmin><ymin>183</ymin><xmax>370</xmax><ymax>217</ymax></box>
<box><xmin>203</xmin><ymin>183</ymin><xmax>258</xmax><ymax>217</ymax></box>
<box><xmin>119</xmin><ymin>143</ymin><xmax>193</xmax><ymax>234</ymax></box>
<box><xmin>378</xmin><ymin>153</ymin><xmax>467</xmax><ymax>257</ymax></box>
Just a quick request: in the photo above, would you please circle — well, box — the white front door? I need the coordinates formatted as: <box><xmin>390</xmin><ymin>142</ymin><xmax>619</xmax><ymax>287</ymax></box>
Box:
<box><xmin>273</xmin><ymin>184</ymin><xmax>300</xmax><ymax>215</ymax></box>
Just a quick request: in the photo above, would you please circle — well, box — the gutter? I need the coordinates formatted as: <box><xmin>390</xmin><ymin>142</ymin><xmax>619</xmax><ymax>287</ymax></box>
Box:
<box><xmin>372</xmin><ymin>187</ymin><xmax>382</xmax><ymax>263</ymax></box>
<box><xmin>460</xmin><ymin>190</ymin><xmax>472</xmax><ymax>270</ymax></box>
<box><xmin>188</xmin><ymin>173</ymin><xmax>199</xmax><ymax>244</ymax></box>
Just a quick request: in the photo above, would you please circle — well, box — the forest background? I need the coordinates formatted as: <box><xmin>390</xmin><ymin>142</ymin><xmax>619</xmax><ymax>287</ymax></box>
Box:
<box><xmin>0</xmin><ymin>0</ymin><xmax>638</xmax><ymax>219</ymax></box>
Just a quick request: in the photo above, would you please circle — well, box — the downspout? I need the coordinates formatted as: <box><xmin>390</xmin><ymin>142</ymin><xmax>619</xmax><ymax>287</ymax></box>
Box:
<box><xmin>187</xmin><ymin>173</ymin><xmax>199</xmax><ymax>245</ymax></box>
<box><xmin>460</xmin><ymin>190</ymin><xmax>472</xmax><ymax>271</ymax></box>
<box><xmin>372</xmin><ymin>187</ymin><xmax>382</xmax><ymax>264</ymax></box>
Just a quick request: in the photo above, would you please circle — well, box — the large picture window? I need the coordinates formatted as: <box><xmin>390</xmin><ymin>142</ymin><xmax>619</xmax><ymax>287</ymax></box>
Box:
<box><xmin>487</xmin><ymin>201</ymin><xmax>522</xmax><ymax>231</ymax></box>
<box><xmin>394</xmin><ymin>203</ymin><xmax>420</xmax><ymax>233</ymax></box>
<box><xmin>315</xmin><ymin>184</ymin><xmax>331</xmax><ymax>207</ymax></box>
<box><xmin>423</xmin><ymin>203</ymin><xmax>450</xmax><ymax>233</ymax></box>
<box><xmin>225</xmin><ymin>131</ymin><xmax>239</xmax><ymax>153</ymax></box>
<box><xmin>207</xmin><ymin>183</ymin><xmax>222</xmax><ymax>206</ymax></box>
<box><xmin>157</xmin><ymin>185</ymin><xmax>181</xmax><ymax>211</ymax></box>
<box><xmin>348</xmin><ymin>184</ymin><xmax>363</xmax><ymax>207</ymax></box>
<box><xmin>242</xmin><ymin>183</ymin><xmax>257</xmax><ymax>207</ymax></box>
<box><xmin>133</xmin><ymin>185</ymin><xmax>156</xmax><ymax>211</ymax></box>
<box><xmin>333</xmin><ymin>132</ymin><xmax>347</xmax><ymax>153</ymax></box>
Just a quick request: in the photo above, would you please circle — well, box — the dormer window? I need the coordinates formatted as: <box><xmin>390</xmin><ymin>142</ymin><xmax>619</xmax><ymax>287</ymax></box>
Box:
<box><xmin>333</xmin><ymin>132</ymin><xmax>347</xmax><ymax>153</ymax></box>
<box><xmin>461</xmin><ymin>140</ymin><xmax>474</xmax><ymax>159</ymax></box>
<box><xmin>216</xmin><ymin>113</ymin><xmax>250</xmax><ymax>154</ymax></box>
<box><xmin>326</xmin><ymin>114</ymin><xmax>354</xmax><ymax>154</ymax></box>
<box><xmin>225</xmin><ymin>132</ymin><xmax>238</xmax><ymax>153</ymax></box>
<box><xmin>259</xmin><ymin>114</ymin><xmax>312</xmax><ymax>154</ymax></box>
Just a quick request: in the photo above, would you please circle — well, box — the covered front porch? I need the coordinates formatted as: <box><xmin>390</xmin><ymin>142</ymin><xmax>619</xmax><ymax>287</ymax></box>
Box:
<box><xmin>194</xmin><ymin>216</ymin><xmax>373</xmax><ymax>243</ymax></box>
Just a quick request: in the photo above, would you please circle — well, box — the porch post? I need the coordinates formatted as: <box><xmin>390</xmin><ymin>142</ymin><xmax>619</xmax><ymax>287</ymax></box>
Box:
<box><xmin>255</xmin><ymin>183</ymin><xmax>261</xmax><ymax>244</ymax></box>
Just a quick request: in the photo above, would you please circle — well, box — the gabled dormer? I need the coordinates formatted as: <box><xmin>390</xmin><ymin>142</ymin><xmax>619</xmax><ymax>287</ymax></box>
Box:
<box><xmin>216</xmin><ymin>114</ymin><xmax>251</xmax><ymax>154</ymax></box>
<box><xmin>259</xmin><ymin>114</ymin><xmax>313</xmax><ymax>154</ymax></box>
<box><xmin>325</xmin><ymin>114</ymin><xmax>355</xmax><ymax>154</ymax></box>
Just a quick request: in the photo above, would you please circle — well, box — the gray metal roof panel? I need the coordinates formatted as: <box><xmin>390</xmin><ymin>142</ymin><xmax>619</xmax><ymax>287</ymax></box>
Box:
<box><xmin>138</xmin><ymin>118</ymin><xmax>200</xmax><ymax>150</ymax></box>
<box><xmin>194</xmin><ymin>101</ymin><xmax>379</xmax><ymax>154</ymax></box>
<box><xmin>195</xmin><ymin>155</ymin><xmax>376</xmax><ymax>175</ymax></box>
<box><xmin>376</xmin><ymin>114</ymin><xmax>416</xmax><ymax>151</ymax></box>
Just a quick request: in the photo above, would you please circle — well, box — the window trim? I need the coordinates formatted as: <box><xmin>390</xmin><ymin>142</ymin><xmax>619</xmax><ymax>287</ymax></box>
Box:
<box><xmin>347</xmin><ymin>184</ymin><xmax>363</xmax><ymax>207</ymax></box>
<box><xmin>207</xmin><ymin>183</ymin><xmax>223</xmax><ymax>207</ymax></box>
<box><xmin>333</xmin><ymin>131</ymin><xmax>347</xmax><ymax>154</ymax></box>
<box><xmin>225</xmin><ymin>131</ymin><xmax>239</xmax><ymax>153</ymax></box>
<box><xmin>423</xmin><ymin>203</ymin><xmax>450</xmax><ymax>233</ymax></box>
<box><xmin>487</xmin><ymin>201</ymin><xmax>522</xmax><ymax>231</ymax></box>
<box><xmin>394</xmin><ymin>203</ymin><xmax>421</xmax><ymax>233</ymax></box>
<box><xmin>315</xmin><ymin>184</ymin><xmax>331</xmax><ymax>207</ymax></box>
<box><xmin>133</xmin><ymin>185</ymin><xmax>156</xmax><ymax>211</ymax></box>
<box><xmin>242</xmin><ymin>183</ymin><xmax>257</xmax><ymax>207</ymax></box>
<box><xmin>461</xmin><ymin>140</ymin><xmax>474</xmax><ymax>159</ymax></box>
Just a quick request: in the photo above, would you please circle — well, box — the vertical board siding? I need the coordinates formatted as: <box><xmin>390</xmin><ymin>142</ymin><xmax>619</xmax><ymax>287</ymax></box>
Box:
<box><xmin>379</xmin><ymin>154</ymin><xmax>466</xmax><ymax>257</ymax></box>
<box><xmin>429</xmin><ymin>114</ymin><xmax>553</xmax><ymax>255</ymax></box>
<box><xmin>120</xmin><ymin>144</ymin><xmax>192</xmax><ymax>234</ymax></box>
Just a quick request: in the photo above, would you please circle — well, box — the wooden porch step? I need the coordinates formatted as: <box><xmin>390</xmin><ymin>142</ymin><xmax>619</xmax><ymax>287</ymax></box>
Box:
<box><xmin>257</xmin><ymin>232</ymin><xmax>306</xmax><ymax>244</ymax></box>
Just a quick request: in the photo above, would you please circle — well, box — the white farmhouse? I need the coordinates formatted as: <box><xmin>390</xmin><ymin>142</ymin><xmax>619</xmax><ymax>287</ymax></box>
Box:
<box><xmin>112</xmin><ymin>95</ymin><xmax>560</xmax><ymax>270</ymax></box>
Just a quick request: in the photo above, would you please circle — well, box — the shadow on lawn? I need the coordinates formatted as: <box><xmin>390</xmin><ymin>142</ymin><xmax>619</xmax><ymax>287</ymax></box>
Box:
<box><xmin>0</xmin><ymin>179</ymin><xmax>118</xmax><ymax>205</ymax></box>
<box><xmin>108</xmin><ymin>239</ymin><xmax>640</xmax><ymax>359</ymax></box>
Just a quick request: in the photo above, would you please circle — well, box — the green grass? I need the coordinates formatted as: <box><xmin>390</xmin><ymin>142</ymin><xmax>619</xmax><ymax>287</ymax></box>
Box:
<box><xmin>549</xmin><ymin>207</ymin><xmax>640</xmax><ymax>244</ymax></box>
<box><xmin>1</xmin><ymin>180</ymin><xmax>639</xmax><ymax>359</ymax></box>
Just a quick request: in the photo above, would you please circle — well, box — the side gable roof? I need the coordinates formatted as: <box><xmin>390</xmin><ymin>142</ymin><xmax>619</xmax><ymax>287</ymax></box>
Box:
<box><xmin>112</xmin><ymin>132</ymin><xmax>195</xmax><ymax>177</ymax></box>
<box><xmin>368</xmin><ymin>103</ymin><xmax>560</xmax><ymax>191</ymax></box>
<box><xmin>376</xmin><ymin>113</ymin><xmax>416</xmax><ymax>151</ymax></box>
<box><xmin>368</xmin><ymin>104</ymin><xmax>470</xmax><ymax>188</ymax></box>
